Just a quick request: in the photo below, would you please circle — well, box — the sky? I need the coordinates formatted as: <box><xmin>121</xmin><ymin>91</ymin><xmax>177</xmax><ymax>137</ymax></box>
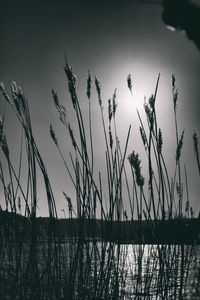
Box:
<box><xmin>0</xmin><ymin>0</ymin><xmax>200</xmax><ymax>218</ymax></box>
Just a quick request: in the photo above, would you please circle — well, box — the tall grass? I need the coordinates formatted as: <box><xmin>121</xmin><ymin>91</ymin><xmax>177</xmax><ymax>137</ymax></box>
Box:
<box><xmin>0</xmin><ymin>62</ymin><xmax>200</xmax><ymax>299</ymax></box>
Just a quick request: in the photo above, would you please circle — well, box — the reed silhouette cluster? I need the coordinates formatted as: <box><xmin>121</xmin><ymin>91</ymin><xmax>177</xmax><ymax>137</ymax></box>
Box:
<box><xmin>0</xmin><ymin>61</ymin><xmax>200</xmax><ymax>299</ymax></box>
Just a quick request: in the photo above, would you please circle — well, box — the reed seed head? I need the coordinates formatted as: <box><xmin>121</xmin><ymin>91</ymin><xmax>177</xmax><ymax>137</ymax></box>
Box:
<box><xmin>11</xmin><ymin>82</ymin><xmax>26</xmax><ymax>114</ymax></box>
<box><xmin>0</xmin><ymin>82</ymin><xmax>5</xmax><ymax>93</ymax></box>
<box><xmin>52</xmin><ymin>89</ymin><xmax>67</xmax><ymax>125</ymax></box>
<box><xmin>127</xmin><ymin>74</ymin><xmax>132</xmax><ymax>95</ymax></box>
<box><xmin>128</xmin><ymin>151</ymin><xmax>144</xmax><ymax>187</ymax></box>
<box><xmin>176</xmin><ymin>130</ymin><xmax>184</xmax><ymax>162</ymax></box>
<box><xmin>172</xmin><ymin>74</ymin><xmax>178</xmax><ymax>110</ymax></box>
<box><xmin>11</xmin><ymin>82</ymin><xmax>24</xmax><ymax>98</ymax></box>
<box><xmin>173</xmin><ymin>88</ymin><xmax>178</xmax><ymax>110</ymax></box>
<box><xmin>95</xmin><ymin>76</ymin><xmax>102</xmax><ymax>107</ymax></box>
<box><xmin>0</xmin><ymin>118</ymin><xmax>9</xmax><ymax>158</ymax></box>
<box><xmin>63</xmin><ymin>192</ymin><xmax>73</xmax><ymax>211</ymax></box>
<box><xmin>109</xmin><ymin>125</ymin><xmax>113</xmax><ymax>149</ymax></box>
<box><xmin>49</xmin><ymin>123</ymin><xmax>58</xmax><ymax>146</ymax></box>
<box><xmin>0</xmin><ymin>82</ymin><xmax>12</xmax><ymax>105</ymax></box>
<box><xmin>64</xmin><ymin>63</ymin><xmax>77</xmax><ymax>109</ymax></box>
<box><xmin>149</xmin><ymin>94</ymin><xmax>155</xmax><ymax>109</ymax></box>
<box><xmin>52</xmin><ymin>89</ymin><xmax>60</xmax><ymax>108</ymax></box>
<box><xmin>108</xmin><ymin>99</ymin><xmax>112</xmax><ymax>122</ymax></box>
<box><xmin>59</xmin><ymin>105</ymin><xmax>67</xmax><ymax>125</ymax></box>
<box><xmin>172</xmin><ymin>74</ymin><xmax>176</xmax><ymax>89</ymax></box>
<box><xmin>176</xmin><ymin>183</ymin><xmax>182</xmax><ymax>200</ymax></box>
<box><xmin>112</xmin><ymin>88</ymin><xmax>117</xmax><ymax>116</ymax></box>
<box><xmin>11</xmin><ymin>81</ymin><xmax>17</xmax><ymax>94</ymax></box>
<box><xmin>144</xmin><ymin>100</ymin><xmax>154</xmax><ymax>127</ymax></box>
<box><xmin>87</xmin><ymin>71</ymin><xmax>92</xmax><ymax>100</ymax></box>
<box><xmin>139</xmin><ymin>126</ymin><xmax>147</xmax><ymax>149</ymax></box>
<box><xmin>67</xmin><ymin>123</ymin><xmax>77</xmax><ymax>150</ymax></box>
<box><xmin>193</xmin><ymin>129</ymin><xmax>199</xmax><ymax>151</ymax></box>
<box><xmin>18</xmin><ymin>196</ymin><xmax>21</xmax><ymax>213</ymax></box>
<box><xmin>124</xmin><ymin>210</ymin><xmax>128</xmax><ymax>220</ymax></box>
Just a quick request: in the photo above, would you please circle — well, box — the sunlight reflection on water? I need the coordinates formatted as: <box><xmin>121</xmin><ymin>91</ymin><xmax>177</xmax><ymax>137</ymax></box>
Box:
<box><xmin>121</xmin><ymin>244</ymin><xmax>199</xmax><ymax>299</ymax></box>
<box><xmin>1</xmin><ymin>241</ymin><xmax>199</xmax><ymax>299</ymax></box>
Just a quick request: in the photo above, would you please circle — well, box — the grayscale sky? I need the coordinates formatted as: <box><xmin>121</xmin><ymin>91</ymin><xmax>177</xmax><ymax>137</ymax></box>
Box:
<box><xmin>0</xmin><ymin>0</ymin><xmax>200</xmax><ymax>217</ymax></box>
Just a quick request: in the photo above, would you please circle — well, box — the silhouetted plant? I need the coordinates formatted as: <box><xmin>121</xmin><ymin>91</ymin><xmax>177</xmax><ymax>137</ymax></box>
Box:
<box><xmin>0</xmin><ymin>63</ymin><xmax>200</xmax><ymax>300</ymax></box>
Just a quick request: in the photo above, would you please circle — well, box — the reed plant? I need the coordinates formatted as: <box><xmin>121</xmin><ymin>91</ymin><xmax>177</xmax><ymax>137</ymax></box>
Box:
<box><xmin>126</xmin><ymin>73</ymin><xmax>197</xmax><ymax>223</ymax></box>
<box><xmin>0</xmin><ymin>61</ymin><xmax>199</xmax><ymax>299</ymax></box>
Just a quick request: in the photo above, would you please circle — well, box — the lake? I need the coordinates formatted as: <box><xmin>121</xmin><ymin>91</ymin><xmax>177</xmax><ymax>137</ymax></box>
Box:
<box><xmin>1</xmin><ymin>240</ymin><xmax>199</xmax><ymax>299</ymax></box>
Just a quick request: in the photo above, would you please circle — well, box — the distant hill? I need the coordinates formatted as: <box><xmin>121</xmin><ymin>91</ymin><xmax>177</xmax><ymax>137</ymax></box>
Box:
<box><xmin>0</xmin><ymin>210</ymin><xmax>199</xmax><ymax>244</ymax></box>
